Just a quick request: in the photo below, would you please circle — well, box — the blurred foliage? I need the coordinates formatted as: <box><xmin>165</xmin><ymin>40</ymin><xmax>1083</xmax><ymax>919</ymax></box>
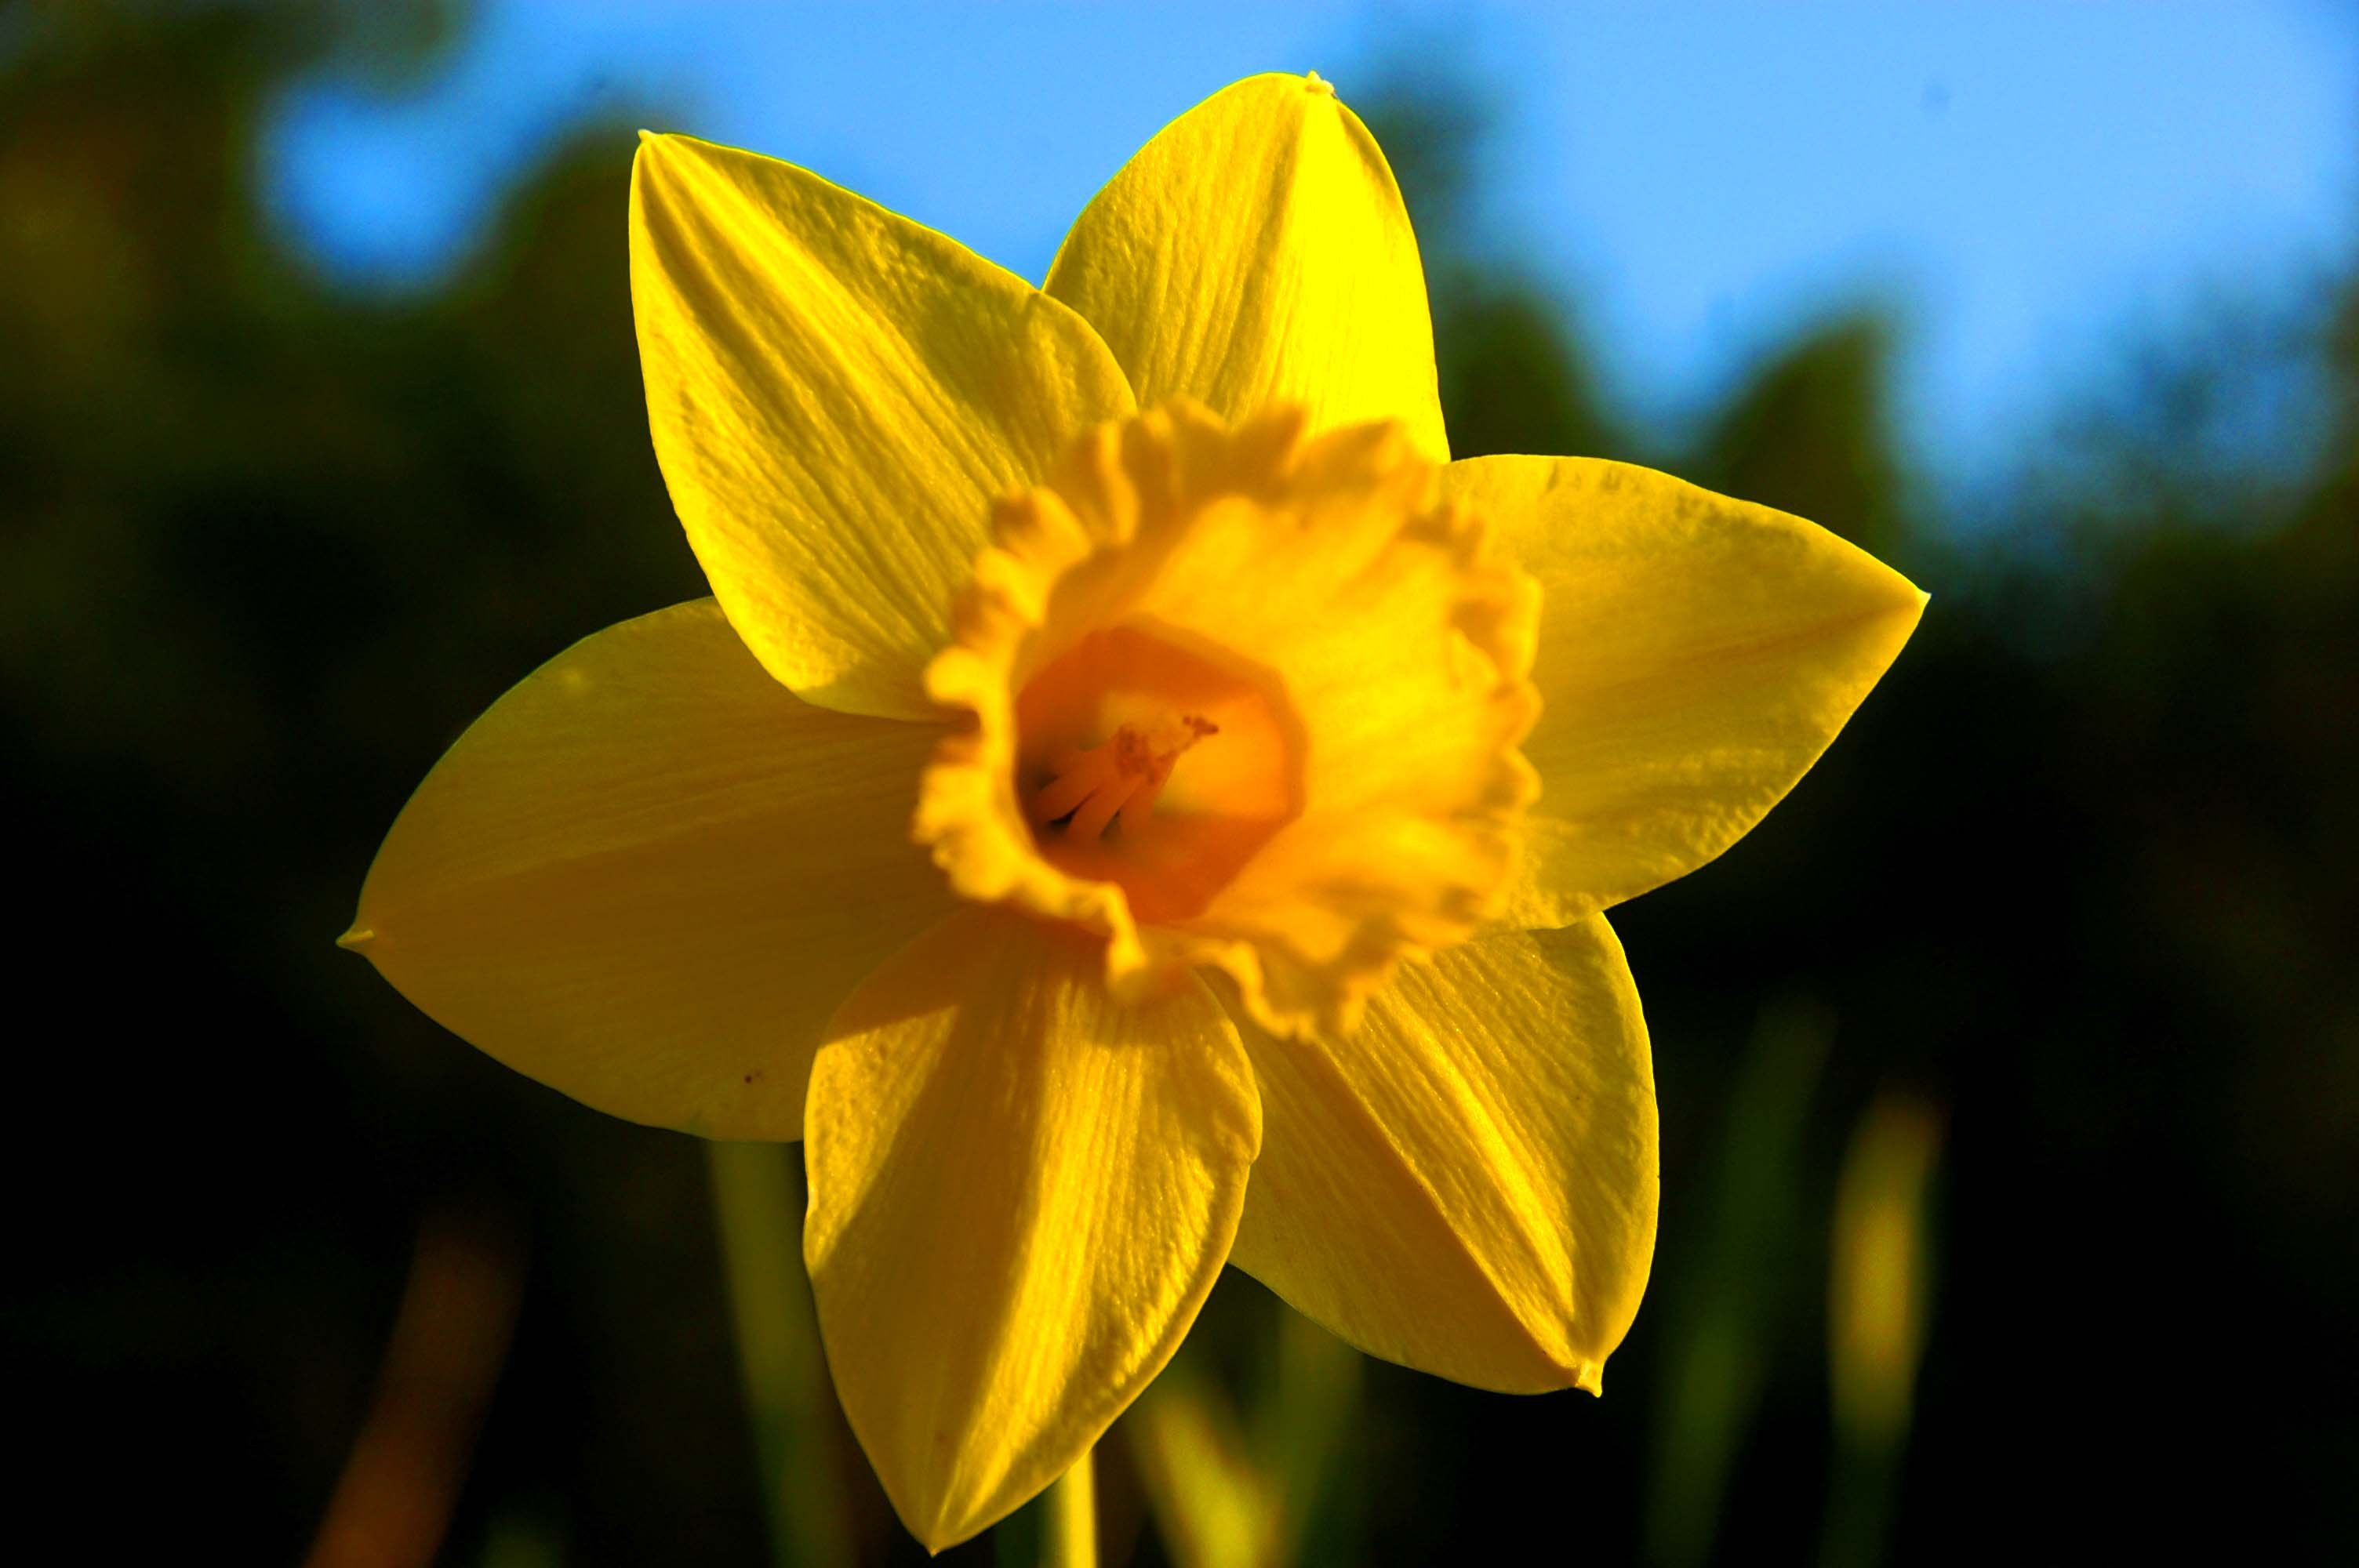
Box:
<box><xmin>5</xmin><ymin>4</ymin><xmax>2354</xmax><ymax>1563</ymax></box>
<box><xmin>1642</xmin><ymin>1000</ymin><xmax>1833</xmax><ymax>1568</ymax></box>
<box><xmin>1692</xmin><ymin>315</ymin><xmax>1906</xmax><ymax>561</ymax></box>
<box><xmin>1130</xmin><ymin>1296</ymin><xmax>1363</xmax><ymax>1568</ymax></box>
<box><xmin>1819</xmin><ymin>1091</ymin><xmax>1943</xmax><ymax>1568</ymax></box>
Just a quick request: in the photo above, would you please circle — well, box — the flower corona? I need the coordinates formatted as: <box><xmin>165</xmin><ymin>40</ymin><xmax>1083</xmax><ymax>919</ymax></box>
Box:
<box><xmin>918</xmin><ymin>402</ymin><xmax>1539</xmax><ymax>1038</ymax></box>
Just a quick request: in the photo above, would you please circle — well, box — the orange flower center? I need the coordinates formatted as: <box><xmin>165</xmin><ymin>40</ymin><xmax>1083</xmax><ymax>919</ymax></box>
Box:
<box><xmin>1013</xmin><ymin>626</ymin><xmax>1301</xmax><ymax>924</ymax></box>
<box><xmin>1027</xmin><ymin>716</ymin><xmax>1216</xmax><ymax>840</ymax></box>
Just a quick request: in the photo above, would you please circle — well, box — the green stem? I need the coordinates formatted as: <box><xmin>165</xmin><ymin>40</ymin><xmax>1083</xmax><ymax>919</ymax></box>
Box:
<box><xmin>707</xmin><ymin>1140</ymin><xmax>853</xmax><ymax>1568</ymax></box>
<box><xmin>1043</xmin><ymin>1447</ymin><xmax>1098</xmax><ymax>1568</ymax></box>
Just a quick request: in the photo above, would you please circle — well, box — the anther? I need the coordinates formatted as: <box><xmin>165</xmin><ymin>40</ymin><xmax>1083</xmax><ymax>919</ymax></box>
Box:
<box><xmin>1030</xmin><ymin>715</ymin><xmax>1218</xmax><ymax>841</ymax></box>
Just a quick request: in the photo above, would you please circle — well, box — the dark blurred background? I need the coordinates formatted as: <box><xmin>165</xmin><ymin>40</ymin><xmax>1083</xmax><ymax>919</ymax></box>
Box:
<box><xmin>5</xmin><ymin>2</ymin><xmax>2353</xmax><ymax>1563</ymax></box>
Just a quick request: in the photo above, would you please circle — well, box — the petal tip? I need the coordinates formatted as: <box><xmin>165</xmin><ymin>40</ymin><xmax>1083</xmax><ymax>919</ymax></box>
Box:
<box><xmin>1885</xmin><ymin>575</ymin><xmax>1932</xmax><ymax>637</ymax></box>
<box><xmin>1862</xmin><ymin>552</ymin><xmax>1929</xmax><ymax>622</ymax></box>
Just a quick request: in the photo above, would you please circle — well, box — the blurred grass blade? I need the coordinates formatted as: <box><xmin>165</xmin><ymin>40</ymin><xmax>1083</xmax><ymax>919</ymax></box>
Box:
<box><xmin>1132</xmin><ymin>1356</ymin><xmax>1274</xmax><ymax>1567</ymax></box>
<box><xmin>1261</xmin><ymin>1308</ymin><xmax>1361</xmax><ymax>1564</ymax></box>
<box><xmin>1133</xmin><ymin>1301</ymin><xmax>1363</xmax><ymax>1568</ymax></box>
<box><xmin>1645</xmin><ymin>998</ymin><xmax>1834</xmax><ymax>1568</ymax></box>
<box><xmin>707</xmin><ymin>1140</ymin><xmax>852</xmax><ymax>1568</ymax></box>
<box><xmin>307</xmin><ymin>1207</ymin><xmax>526</xmax><ymax>1568</ymax></box>
<box><xmin>1820</xmin><ymin>1092</ymin><xmax>1945</xmax><ymax>1568</ymax></box>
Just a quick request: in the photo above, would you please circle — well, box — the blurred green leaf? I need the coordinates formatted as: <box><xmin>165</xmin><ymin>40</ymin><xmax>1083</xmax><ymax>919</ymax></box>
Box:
<box><xmin>1645</xmin><ymin>999</ymin><xmax>1834</xmax><ymax>1568</ymax></box>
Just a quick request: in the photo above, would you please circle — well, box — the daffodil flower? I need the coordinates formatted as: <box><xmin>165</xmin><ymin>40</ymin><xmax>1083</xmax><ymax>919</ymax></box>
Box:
<box><xmin>343</xmin><ymin>74</ymin><xmax>1923</xmax><ymax>1552</ymax></box>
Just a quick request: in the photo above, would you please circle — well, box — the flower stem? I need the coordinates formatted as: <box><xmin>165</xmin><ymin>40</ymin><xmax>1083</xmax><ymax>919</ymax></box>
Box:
<box><xmin>1043</xmin><ymin>1447</ymin><xmax>1098</xmax><ymax>1568</ymax></box>
<box><xmin>707</xmin><ymin>1140</ymin><xmax>853</xmax><ymax>1568</ymax></box>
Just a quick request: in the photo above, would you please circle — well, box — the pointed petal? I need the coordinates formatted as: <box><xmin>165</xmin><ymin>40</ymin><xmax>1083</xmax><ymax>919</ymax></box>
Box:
<box><xmin>632</xmin><ymin>133</ymin><xmax>1136</xmax><ymax>720</ymax></box>
<box><xmin>1227</xmin><ymin>919</ymin><xmax>1657</xmax><ymax>1393</ymax></box>
<box><xmin>1447</xmin><ymin>455</ymin><xmax>1926</xmax><ymax>927</ymax></box>
<box><xmin>349</xmin><ymin>601</ymin><xmax>955</xmax><ymax>1139</ymax></box>
<box><xmin>1046</xmin><ymin>74</ymin><xmax>1445</xmax><ymax>461</ymax></box>
<box><xmin>805</xmin><ymin>909</ymin><xmax>1260</xmax><ymax>1550</ymax></box>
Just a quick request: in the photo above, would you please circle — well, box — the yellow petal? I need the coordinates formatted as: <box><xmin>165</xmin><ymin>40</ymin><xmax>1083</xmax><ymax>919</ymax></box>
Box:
<box><xmin>347</xmin><ymin>601</ymin><xmax>955</xmax><ymax>1140</ymax></box>
<box><xmin>805</xmin><ymin>909</ymin><xmax>1259</xmax><ymax>1550</ymax></box>
<box><xmin>1226</xmin><ymin>918</ymin><xmax>1657</xmax><ymax>1393</ymax></box>
<box><xmin>1046</xmin><ymin>74</ymin><xmax>1446</xmax><ymax>463</ymax></box>
<box><xmin>631</xmin><ymin>133</ymin><xmax>1136</xmax><ymax>720</ymax></box>
<box><xmin>1447</xmin><ymin>456</ymin><xmax>1927</xmax><ymax>927</ymax></box>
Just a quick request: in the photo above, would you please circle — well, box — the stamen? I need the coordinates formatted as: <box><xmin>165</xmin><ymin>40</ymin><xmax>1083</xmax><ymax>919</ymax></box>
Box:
<box><xmin>1029</xmin><ymin>714</ymin><xmax>1218</xmax><ymax>841</ymax></box>
<box><xmin>1067</xmin><ymin>773</ymin><xmax>1140</xmax><ymax>840</ymax></box>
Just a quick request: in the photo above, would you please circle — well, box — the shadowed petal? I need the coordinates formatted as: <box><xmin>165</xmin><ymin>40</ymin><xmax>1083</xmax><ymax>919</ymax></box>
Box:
<box><xmin>1227</xmin><ymin>918</ymin><xmax>1657</xmax><ymax>1393</ymax></box>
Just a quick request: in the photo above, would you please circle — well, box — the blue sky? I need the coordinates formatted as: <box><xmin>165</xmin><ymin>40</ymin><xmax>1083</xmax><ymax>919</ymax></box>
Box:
<box><xmin>264</xmin><ymin>2</ymin><xmax>2359</xmax><ymax>485</ymax></box>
